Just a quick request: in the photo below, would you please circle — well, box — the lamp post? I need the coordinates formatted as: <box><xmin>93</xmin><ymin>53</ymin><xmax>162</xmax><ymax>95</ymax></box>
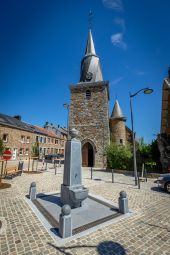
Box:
<box><xmin>130</xmin><ymin>88</ymin><xmax>153</xmax><ymax>187</ymax></box>
<box><xmin>63</xmin><ymin>103</ymin><xmax>70</xmax><ymax>139</ymax></box>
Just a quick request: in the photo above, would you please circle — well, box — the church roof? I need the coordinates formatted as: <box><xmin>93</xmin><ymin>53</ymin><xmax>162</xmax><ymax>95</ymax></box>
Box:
<box><xmin>110</xmin><ymin>100</ymin><xmax>126</xmax><ymax>120</ymax></box>
<box><xmin>80</xmin><ymin>30</ymin><xmax>103</xmax><ymax>83</ymax></box>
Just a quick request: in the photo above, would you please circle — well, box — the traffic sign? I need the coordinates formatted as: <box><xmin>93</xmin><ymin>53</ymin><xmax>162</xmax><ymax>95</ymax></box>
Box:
<box><xmin>3</xmin><ymin>150</ymin><xmax>12</xmax><ymax>160</ymax></box>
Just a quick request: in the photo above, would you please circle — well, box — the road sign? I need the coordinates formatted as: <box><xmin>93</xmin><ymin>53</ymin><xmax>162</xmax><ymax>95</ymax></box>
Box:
<box><xmin>3</xmin><ymin>150</ymin><xmax>12</xmax><ymax>160</ymax></box>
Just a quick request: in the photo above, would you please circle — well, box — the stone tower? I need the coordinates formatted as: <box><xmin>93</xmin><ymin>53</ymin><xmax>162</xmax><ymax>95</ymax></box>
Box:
<box><xmin>110</xmin><ymin>100</ymin><xmax>126</xmax><ymax>145</ymax></box>
<box><xmin>160</xmin><ymin>68</ymin><xmax>170</xmax><ymax>135</ymax></box>
<box><xmin>69</xmin><ymin>30</ymin><xmax>110</xmax><ymax>168</ymax></box>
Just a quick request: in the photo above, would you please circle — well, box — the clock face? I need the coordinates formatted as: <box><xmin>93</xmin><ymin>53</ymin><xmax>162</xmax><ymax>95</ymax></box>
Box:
<box><xmin>86</xmin><ymin>72</ymin><xmax>93</xmax><ymax>81</ymax></box>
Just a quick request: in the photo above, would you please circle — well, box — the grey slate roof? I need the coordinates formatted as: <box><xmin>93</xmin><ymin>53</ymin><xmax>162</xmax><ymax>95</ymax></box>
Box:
<box><xmin>110</xmin><ymin>100</ymin><xmax>126</xmax><ymax>120</ymax></box>
<box><xmin>0</xmin><ymin>113</ymin><xmax>34</xmax><ymax>132</ymax></box>
<box><xmin>80</xmin><ymin>30</ymin><xmax>103</xmax><ymax>83</ymax></box>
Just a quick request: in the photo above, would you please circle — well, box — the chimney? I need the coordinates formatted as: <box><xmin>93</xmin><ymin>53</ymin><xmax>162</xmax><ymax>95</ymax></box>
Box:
<box><xmin>14</xmin><ymin>115</ymin><xmax>21</xmax><ymax>121</ymax></box>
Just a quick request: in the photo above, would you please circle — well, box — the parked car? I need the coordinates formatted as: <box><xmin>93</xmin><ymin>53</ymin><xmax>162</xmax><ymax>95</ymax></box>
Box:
<box><xmin>157</xmin><ymin>174</ymin><xmax>170</xmax><ymax>193</ymax></box>
<box><xmin>44</xmin><ymin>154</ymin><xmax>58</xmax><ymax>160</ymax></box>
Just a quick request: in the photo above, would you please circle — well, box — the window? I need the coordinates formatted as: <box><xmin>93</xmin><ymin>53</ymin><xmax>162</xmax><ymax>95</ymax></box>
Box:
<box><xmin>19</xmin><ymin>148</ymin><xmax>24</xmax><ymax>155</ymax></box>
<box><xmin>86</xmin><ymin>90</ymin><xmax>91</xmax><ymax>100</ymax></box>
<box><xmin>25</xmin><ymin>148</ymin><xmax>29</xmax><ymax>155</ymax></box>
<box><xmin>120</xmin><ymin>139</ymin><xmax>123</xmax><ymax>144</ymax></box>
<box><xmin>21</xmin><ymin>136</ymin><xmax>25</xmax><ymax>143</ymax></box>
<box><xmin>26</xmin><ymin>136</ymin><xmax>30</xmax><ymax>143</ymax></box>
<box><xmin>48</xmin><ymin>138</ymin><xmax>50</xmax><ymax>144</ymax></box>
<box><xmin>43</xmin><ymin>148</ymin><xmax>46</xmax><ymax>155</ymax></box>
<box><xmin>44</xmin><ymin>138</ymin><xmax>46</xmax><ymax>143</ymax></box>
<box><xmin>39</xmin><ymin>147</ymin><xmax>42</xmax><ymax>154</ymax></box>
<box><xmin>3</xmin><ymin>134</ymin><xmax>8</xmax><ymax>143</ymax></box>
<box><xmin>51</xmin><ymin>138</ymin><xmax>54</xmax><ymax>144</ymax></box>
<box><xmin>36</xmin><ymin>136</ymin><xmax>39</xmax><ymax>142</ymax></box>
<box><xmin>40</xmin><ymin>137</ymin><xmax>43</xmax><ymax>143</ymax></box>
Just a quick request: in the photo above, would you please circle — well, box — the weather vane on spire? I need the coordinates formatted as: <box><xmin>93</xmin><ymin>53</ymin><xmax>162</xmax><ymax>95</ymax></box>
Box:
<box><xmin>88</xmin><ymin>10</ymin><xmax>94</xmax><ymax>30</ymax></box>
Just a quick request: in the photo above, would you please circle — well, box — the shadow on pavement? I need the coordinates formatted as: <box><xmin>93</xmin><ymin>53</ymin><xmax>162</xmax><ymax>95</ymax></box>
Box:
<box><xmin>47</xmin><ymin>240</ymin><xmax>126</xmax><ymax>254</ymax></box>
<box><xmin>151</xmin><ymin>186</ymin><xmax>168</xmax><ymax>194</ymax></box>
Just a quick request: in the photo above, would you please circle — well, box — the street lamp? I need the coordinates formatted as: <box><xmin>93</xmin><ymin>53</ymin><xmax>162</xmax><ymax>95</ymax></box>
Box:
<box><xmin>63</xmin><ymin>103</ymin><xmax>70</xmax><ymax>139</ymax></box>
<box><xmin>130</xmin><ymin>88</ymin><xmax>153</xmax><ymax>187</ymax></box>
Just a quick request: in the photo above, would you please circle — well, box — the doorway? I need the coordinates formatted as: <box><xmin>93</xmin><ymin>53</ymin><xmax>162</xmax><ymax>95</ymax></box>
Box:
<box><xmin>82</xmin><ymin>142</ymin><xmax>94</xmax><ymax>167</ymax></box>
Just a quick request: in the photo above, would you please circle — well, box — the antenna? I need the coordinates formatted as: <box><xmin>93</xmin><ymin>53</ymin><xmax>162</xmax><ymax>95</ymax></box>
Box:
<box><xmin>88</xmin><ymin>10</ymin><xmax>94</xmax><ymax>30</ymax></box>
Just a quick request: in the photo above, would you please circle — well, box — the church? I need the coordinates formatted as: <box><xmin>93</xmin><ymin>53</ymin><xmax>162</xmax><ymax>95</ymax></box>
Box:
<box><xmin>69</xmin><ymin>30</ymin><xmax>132</xmax><ymax>168</ymax></box>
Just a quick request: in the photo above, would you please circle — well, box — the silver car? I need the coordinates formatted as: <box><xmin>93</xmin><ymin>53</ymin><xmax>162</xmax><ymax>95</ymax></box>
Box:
<box><xmin>157</xmin><ymin>174</ymin><xmax>170</xmax><ymax>193</ymax></box>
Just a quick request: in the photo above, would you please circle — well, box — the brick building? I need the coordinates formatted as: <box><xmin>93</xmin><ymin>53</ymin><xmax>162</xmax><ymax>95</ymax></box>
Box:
<box><xmin>0</xmin><ymin>113</ymin><xmax>67</xmax><ymax>160</ymax></box>
<box><xmin>69</xmin><ymin>30</ymin><xmax>132</xmax><ymax>168</ymax></box>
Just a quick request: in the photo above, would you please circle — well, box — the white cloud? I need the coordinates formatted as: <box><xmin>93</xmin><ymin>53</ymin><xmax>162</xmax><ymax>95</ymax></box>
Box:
<box><xmin>110</xmin><ymin>76</ymin><xmax>124</xmax><ymax>86</ymax></box>
<box><xmin>111</xmin><ymin>33</ymin><xmax>127</xmax><ymax>50</ymax></box>
<box><xmin>102</xmin><ymin>0</ymin><xmax>123</xmax><ymax>11</ymax></box>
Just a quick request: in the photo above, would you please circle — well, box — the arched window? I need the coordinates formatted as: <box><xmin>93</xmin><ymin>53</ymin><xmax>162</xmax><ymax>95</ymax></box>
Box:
<box><xmin>86</xmin><ymin>90</ymin><xmax>91</xmax><ymax>100</ymax></box>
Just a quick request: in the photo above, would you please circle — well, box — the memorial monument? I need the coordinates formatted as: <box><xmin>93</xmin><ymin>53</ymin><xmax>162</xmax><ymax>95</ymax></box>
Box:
<box><xmin>61</xmin><ymin>128</ymin><xmax>89</xmax><ymax>208</ymax></box>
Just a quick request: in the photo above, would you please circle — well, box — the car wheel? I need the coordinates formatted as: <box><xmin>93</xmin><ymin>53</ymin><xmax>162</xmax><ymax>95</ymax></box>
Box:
<box><xmin>165</xmin><ymin>182</ymin><xmax>170</xmax><ymax>193</ymax></box>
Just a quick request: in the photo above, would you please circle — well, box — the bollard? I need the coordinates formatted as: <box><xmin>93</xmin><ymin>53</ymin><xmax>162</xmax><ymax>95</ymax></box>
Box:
<box><xmin>18</xmin><ymin>161</ymin><xmax>24</xmax><ymax>173</ymax></box>
<box><xmin>29</xmin><ymin>182</ymin><xmax>37</xmax><ymax>200</ymax></box>
<box><xmin>118</xmin><ymin>191</ymin><xmax>129</xmax><ymax>214</ymax></box>
<box><xmin>45</xmin><ymin>162</ymin><xmax>47</xmax><ymax>171</ymax></box>
<box><xmin>112</xmin><ymin>169</ymin><xmax>114</xmax><ymax>183</ymax></box>
<box><xmin>91</xmin><ymin>167</ymin><xmax>93</xmax><ymax>179</ymax></box>
<box><xmin>54</xmin><ymin>163</ymin><xmax>57</xmax><ymax>175</ymax></box>
<box><xmin>59</xmin><ymin>204</ymin><xmax>72</xmax><ymax>238</ymax></box>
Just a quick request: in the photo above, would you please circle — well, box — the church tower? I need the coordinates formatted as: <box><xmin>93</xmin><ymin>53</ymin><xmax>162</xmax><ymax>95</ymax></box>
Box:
<box><xmin>110</xmin><ymin>100</ymin><xmax>126</xmax><ymax>145</ymax></box>
<box><xmin>69</xmin><ymin>30</ymin><xmax>110</xmax><ymax>168</ymax></box>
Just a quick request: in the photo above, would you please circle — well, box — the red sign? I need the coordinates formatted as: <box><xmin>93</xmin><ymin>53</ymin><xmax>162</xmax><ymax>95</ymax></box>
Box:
<box><xmin>3</xmin><ymin>150</ymin><xmax>12</xmax><ymax>160</ymax></box>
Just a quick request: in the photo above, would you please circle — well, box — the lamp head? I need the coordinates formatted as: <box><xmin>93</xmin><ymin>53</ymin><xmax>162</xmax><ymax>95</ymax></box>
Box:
<box><xmin>143</xmin><ymin>88</ymin><xmax>153</xmax><ymax>95</ymax></box>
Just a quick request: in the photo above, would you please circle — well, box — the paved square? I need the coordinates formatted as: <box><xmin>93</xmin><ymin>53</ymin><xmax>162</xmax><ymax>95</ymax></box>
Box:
<box><xmin>0</xmin><ymin>163</ymin><xmax>170</xmax><ymax>255</ymax></box>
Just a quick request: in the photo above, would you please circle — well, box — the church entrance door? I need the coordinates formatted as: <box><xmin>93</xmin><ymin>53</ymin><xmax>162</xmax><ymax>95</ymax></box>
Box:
<box><xmin>82</xmin><ymin>142</ymin><xmax>94</xmax><ymax>167</ymax></box>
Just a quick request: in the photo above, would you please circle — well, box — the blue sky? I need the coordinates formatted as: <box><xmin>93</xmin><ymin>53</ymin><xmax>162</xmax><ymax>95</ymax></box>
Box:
<box><xmin>0</xmin><ymin>0</ymin><xmax>170</xmax><ymax>143</ymax></box>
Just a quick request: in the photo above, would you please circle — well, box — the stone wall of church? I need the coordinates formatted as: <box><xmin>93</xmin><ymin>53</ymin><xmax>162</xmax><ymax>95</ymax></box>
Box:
<box><xmin>110</xmin><ymin>119</ymin><xmax>126</xmax><ymax>145</ymax></box>
<box><xmin>69</xmin><ymin>81</ymin><xmax>110</xmax><ymax>168</ymax></box>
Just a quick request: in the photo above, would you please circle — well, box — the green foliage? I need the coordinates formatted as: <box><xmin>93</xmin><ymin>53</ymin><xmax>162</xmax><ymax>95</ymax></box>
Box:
<box><xmin>138</xmin><ymin>138</ymin><xmax>152</xmax><ymax>162</ymax></box>
<box><xmin>106</xmin><ymin>143</ymin><xmax>132</xmax><ymax>170</ymax></box>
<box><xmin>138</xmin><ymin>138</ymin><xmax>160</xmax><ymax>164</ymax></box>
<box><xmin>31</xmin><ymin>142</ymin><xmax>39</xmax><ymax>157</ymax></box>
<box><xmin>0</xmin><ymin>137</ymin><xmax>5</xmax><ymax>156</ymax></box>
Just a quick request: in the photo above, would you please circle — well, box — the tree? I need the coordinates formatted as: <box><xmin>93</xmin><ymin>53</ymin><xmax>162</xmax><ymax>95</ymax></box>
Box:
<box><xmin>138</xmin><ymin>138</ymin><xmax>152</xmax><ymax>163</ymax></box>
<box><xmin>0</xmin><ymin>137</ymin><xmax>5</xmax><ymax>158</ymax></box>
<box><xmin>31</xmin><ymin>141</ymin><xmax>39</xmax><ymax>157</ymax></box>
<box><xmin>106</xmin><ymin>143</ymin><xmax>132</xmax><ymax>170</ymax></box>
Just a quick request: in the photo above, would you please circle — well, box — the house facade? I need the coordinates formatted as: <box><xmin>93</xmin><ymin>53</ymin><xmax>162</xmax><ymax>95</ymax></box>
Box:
<box><xmin>0</xmin><ymin>114</ymin><xmax>67</xmax><ymax>160</ymax></box>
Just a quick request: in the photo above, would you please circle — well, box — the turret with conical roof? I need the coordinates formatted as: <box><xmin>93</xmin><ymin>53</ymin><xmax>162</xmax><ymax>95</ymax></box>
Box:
<box><xmin>111</xmin><ymin>100</ymin><xmax>126</xmax><ymax>121</ymax></box>
<box><xmin>80</xmin><ymin>30</ymin><xmax>103</xmax><ymax>83</ymax></box>
<box><xmin>110</xmin><ymin>100</ymin><xmax>126</xmax><ymax>145</ymax></box>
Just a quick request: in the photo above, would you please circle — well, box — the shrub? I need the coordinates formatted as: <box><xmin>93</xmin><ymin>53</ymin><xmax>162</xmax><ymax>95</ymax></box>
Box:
<box><xmin>106</xmin><ymin>143</ymin><xmax>132</xmax><ymax>170</ymax></box>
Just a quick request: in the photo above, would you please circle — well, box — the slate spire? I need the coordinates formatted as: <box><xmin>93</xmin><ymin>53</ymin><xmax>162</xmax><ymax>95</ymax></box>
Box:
<box><xmin>85</xmin><ymin>29</ymin><xmax>96</xmax><ymax>55</ymax></box>
<box><xmin>80</xmin><ymin>30</ymin><xmax>103</xmax><ymax>83</ymax></box>
<box><xmin>111</xmin><ymin>100</ymin><xmax>126</xmax><ymax>121</ymax></box>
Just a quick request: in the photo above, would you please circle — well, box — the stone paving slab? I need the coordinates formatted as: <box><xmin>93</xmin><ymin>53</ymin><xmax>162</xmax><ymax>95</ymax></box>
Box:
<box><xmin>0</xmin><ymin>165</ymin><xmax>170</xmax><ymax>255</ymax></box>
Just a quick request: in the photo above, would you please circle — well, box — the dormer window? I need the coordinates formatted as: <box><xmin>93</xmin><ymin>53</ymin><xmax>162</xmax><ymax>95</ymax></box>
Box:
<box><xmin>86</xmin><ymin>90</ymin><xmax>91</xmax><ymax>100</ymax></box>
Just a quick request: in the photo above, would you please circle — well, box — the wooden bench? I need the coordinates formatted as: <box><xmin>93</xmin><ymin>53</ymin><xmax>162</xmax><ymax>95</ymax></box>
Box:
<box><xmin>4</xmin><ymin>166</ymin><xmax>22</xmax><ymax>179</ymax></box>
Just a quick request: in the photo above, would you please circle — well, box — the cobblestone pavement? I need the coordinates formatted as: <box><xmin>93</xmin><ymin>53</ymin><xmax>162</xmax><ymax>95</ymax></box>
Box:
<box><xmin>0</xmin><ymin>163</ymin><xmax>170</xmax><ymax>255</ymax></box>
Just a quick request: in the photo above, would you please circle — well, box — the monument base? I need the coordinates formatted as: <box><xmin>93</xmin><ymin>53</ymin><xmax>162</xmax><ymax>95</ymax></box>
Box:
<box><xmin>61</xmin><ymin>184</ymin><xmax>89</xmax><ymax>208</ymax></box>
<box><xmin>30</xmin><ymin>193</ymin><xmax>125</xmax><ymax>236</ymax></box>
